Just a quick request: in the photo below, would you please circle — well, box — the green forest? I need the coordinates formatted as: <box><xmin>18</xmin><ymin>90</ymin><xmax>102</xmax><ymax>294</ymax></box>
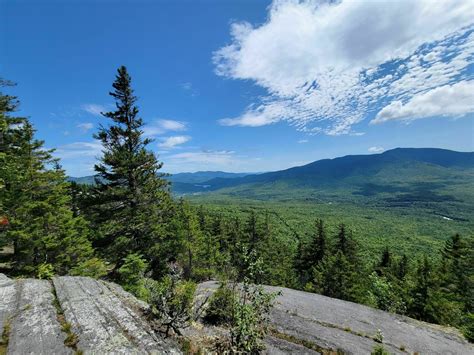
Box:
<box><xmin>1</xmin><ymin>67</ymin><xmax>473</xmax><ymax>349</ymax></box>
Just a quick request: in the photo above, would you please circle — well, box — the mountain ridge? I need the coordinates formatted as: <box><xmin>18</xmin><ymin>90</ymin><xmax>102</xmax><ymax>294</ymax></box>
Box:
<box><xmin>68</xmin><ymin>148</ymin><xmax>474</xmax><ymax>196</ymax></box>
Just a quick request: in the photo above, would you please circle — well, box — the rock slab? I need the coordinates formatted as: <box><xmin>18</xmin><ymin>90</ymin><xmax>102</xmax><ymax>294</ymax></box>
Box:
<box><xmin>197</xmin><ymin>281</ymin><xmax>474</xmax><ymax>355</ymax></box>
<box><xmin>0</xmin><ymin>274</ymin><xmax>181</xmax><ymax>354</ymax></box>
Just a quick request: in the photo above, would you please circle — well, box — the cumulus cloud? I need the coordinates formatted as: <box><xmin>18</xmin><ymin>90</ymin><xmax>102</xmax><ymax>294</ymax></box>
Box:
<box><xmin>54</xmin><ymin>141</ymin><xmax>103</xmax><ymax>159</ymax></box>
<box><xmin>167</xmin><ymin>150</ymin><xmax>236</xmax><ymax>165</ymax></box>
<box><xmin>368</xmin><ymin>146</ymin><xmax>385</xmax><ymax>153</ymax></box>
<box><xmin>143</xmin><ymin>119</ymin><xmax>187</xmax><ymax>137</ymax></box>
<box><xmin>81</xmin><ymin>104</ymin><xmax>106</xmax><ymax>116</ymax></box>
<box><xmin>158</xmin><ymin>136</ymin><xmax>191</xmax><ymax>149</ymax></box>
<box><xmin>214</xmin><ymin>0</ymin><xmax>474</xmax><ymax>135</ymax></box>
<box><xmin>77</xmin><ymin>122</ymin><xmax>93</xmax><ymax>132</ymax></box>
<box><xmin>371</xmin><ymin>80</ymin><xmax>474</xmax><ymax>124</ymax></box>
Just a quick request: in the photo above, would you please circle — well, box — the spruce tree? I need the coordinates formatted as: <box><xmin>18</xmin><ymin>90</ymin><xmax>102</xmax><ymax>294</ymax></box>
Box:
<box><xmin>5</xmin><ymin>121</ymin><xmax>93</xmax><ymax>274</ymax></box>
<box><xmin>309</xmin><ymin>219</ymin><xmax>326</xmax><ymax>266</ymax></box>
<box><xmin>0</xmin><ymin>79</ymin><xmax>20</xmax><ymax>248</ymax></box>
<box><xmin>92</xmin><ymin>66</ymin><xmax>173</xmax><ymax>269</ymax></box>
<box><xmin>1</xmin><ymin>80</ymin><xmax>93</xmax><ymax>274</ymax></box>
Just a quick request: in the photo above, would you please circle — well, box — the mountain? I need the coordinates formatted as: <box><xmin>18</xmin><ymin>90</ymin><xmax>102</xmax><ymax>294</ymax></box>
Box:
<box><xmin>167</xmin><ymin>171</ymin><xmax>251</xmax><ymax>184</ymax></box>
<box><xmin>68</xmin><ymin>171</ymin><xmax>252</xmax><ymax>187</ymax></box>
<box><xmin>69</xmin><ymin>149</ymin><xmax>474</xmax><ymax>204</ymax></box>
<box><xmin>68</xmin><ymin>175</ymin><xmax>97</xmax><ymax>185</ymax></box>
<box><xmin>172</xmin><ymin>148</ymin><xmax>474</xmax><ymax>194</ymax></box>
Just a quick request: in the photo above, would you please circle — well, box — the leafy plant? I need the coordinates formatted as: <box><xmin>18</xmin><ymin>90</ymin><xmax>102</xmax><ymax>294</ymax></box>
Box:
<box><xmin>37</xmin><ymin>263</ymin><xmax>55</xmax><ymax>280</ymax></box>
<box><xmin>145</xmin><ymin>274</ymin><xmax>196</xmax><ymax>336</ymax></box>
<box><xmin>70</xmin><ymin>257</ymin><xmax>107</xmax><ymax>279</ymax></box>
<box><xmin>204</xmin><ymin>282</ymin><xmax>236</xmax><ymax>325</ymax></box>
<box><xmin>229</xmin><ymin>250</ymin><xmax>279</xmax><ymax>353</ymax></box>
<box><xmin>118</xmin><ymin>253</ymin><xmax>148</xmax><ymax>299</ymax></box>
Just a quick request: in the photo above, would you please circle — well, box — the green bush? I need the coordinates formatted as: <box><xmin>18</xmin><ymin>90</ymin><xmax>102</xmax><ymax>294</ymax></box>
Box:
<box><xmin>204</xmin><ymin>283</ymin><xmax>236</xmax><ymax>325</ymax></box>
<box><xmin>230</xmin><ymin>284</ymin><xmax>277</xmax><ymax>353</ymax></box>
<box><xmin>70</xmin><ymin>257</ymin><xmax>108</xmax><ymax>279</ymax></box>
<box><xmin>228</xmin><ymin>250</ymin><xmax>279</xmax><ymax>353</ymax></box>
<box><xmin>145</xmin><ymin>275</ymin><xmax>196</xmax><ymax>336</ymax></box>
<box><xmin>462</xmin><ymin>313</ymin><xmax>474</xmax><ymax>342</ymax></box>
<box><xmin>118</xmin><ymin>253</ymin><xmax>148</xmax><ymax>299</ymax></box>
<box><xmin>37</xmin><ymin>263</ymin><xmax>54</xmax><ymax>280</ymax></box>
<box><xmin>371</xmin><ymin>344</ymin><xmax>390</xmax><ymax>355</ymax></box>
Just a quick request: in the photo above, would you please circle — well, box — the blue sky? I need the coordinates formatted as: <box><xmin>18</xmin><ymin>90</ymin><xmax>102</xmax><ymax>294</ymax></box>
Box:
<box><xmin>1</xmin><ymin>0</ymin><xmax>473</xmax><ymax>176</ymax></box>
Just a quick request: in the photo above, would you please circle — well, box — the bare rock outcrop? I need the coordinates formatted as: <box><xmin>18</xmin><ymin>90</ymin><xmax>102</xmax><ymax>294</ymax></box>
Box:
<box><xmin>2</xmin><ymin>274</ymin><xmax>472</xmax><ymax>354</ymax></box>
<box><xmin>0</xmin><ymin>274</ymin><xmax>181</xmax><ymax>355</ymax></box>
<box><xmin>195</xmin><ymin>281</ymin><xmax>473</xmax><ymax>355</ymax></box>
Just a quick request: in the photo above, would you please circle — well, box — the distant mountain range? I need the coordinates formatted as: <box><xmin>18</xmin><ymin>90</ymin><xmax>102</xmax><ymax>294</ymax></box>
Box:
<box><xmin>69</xmin><ymin>148</ymin><xmax>474</xmax><ymax>201</ymax></box>
<box><xmin>68</xmin><ymin>171</ymin><xmax>251</xmax><ymax>187</ymax></box>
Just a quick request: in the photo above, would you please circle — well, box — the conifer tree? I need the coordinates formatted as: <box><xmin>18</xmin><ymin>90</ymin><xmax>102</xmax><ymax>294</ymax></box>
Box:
<box><xmin>91</xmin><ymin>66</ymin><xmax>172</xmax><ymax>268</ymax></box>
<box><xmin>1</xmin><ymin>80</ymin><xmax>93</xmax><ymax>274</ymax></box>
<box><xmin>335</xmin><ymin>223</ymin><xmax>357</xmax><ymax>262</ymax></box>
<box><xmin>245</xmin><ymin>210</ymin><xmax>259</xmax><ymax>253</ymax></box>
<box><xmin>0</xmin><ymin>79</ymin><xmax>20</xmax><ymax>248</ymax></box>
<box><xmin>309</xmin><ymin>219</ymin><xmax>326</xmax><ymax>266</ymax></box>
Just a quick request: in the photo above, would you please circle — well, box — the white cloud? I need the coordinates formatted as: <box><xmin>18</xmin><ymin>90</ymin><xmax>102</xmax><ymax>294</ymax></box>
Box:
<box><xmin>368</xmin><ymin>146</ymin><xmax>385</xmax><ymax>153</ymax></box>
<box><xmin>77</xmin><ymin>122</ymin><xmax>94</xmax><ymax>132</ymax></box>
<box><xmin>298</xmin><ymin>139</ymin><xmax>308</xmax><ymax>144</ymax></box>
<box><xmin>214</xmin><ymin>0</ymin><xmax>474</xmax><ymax>135</ymax></box>
<box><xmin>167</xmin><ymin>150</ymin><xmax>235</xmax><ymax>165</ymax></box>
<box><xmin>162</xmin><ymin>149</ymin><xmax>267</xmax><ymax>173</ymax></box>
<box><xmin>371</xmin><ymin>80</ymin><xmax>474</xmax><ymax>124</ymax></box>
<box><xmin>143</xmin><ymin>119</ymin><xmax>187</xmax><ymax>137</ymax></box>
<box><xmin>81</xmin><ymin>104</ymin><xmax>106</xmax><ymax>116</ymax></box>
<box><xmin>158</xmin><ymin>136</ymin><xmax>191</xmax><ymax>149</ymax></box>
<box><xmin>55</xmin><ymin>141</ymin><xmax>103</xmax><ymax>159</ymax></box>
<box><xmin>158</xmin><ymin>119</ymin><xmax>186</xmax><ymax>131</ymax></box>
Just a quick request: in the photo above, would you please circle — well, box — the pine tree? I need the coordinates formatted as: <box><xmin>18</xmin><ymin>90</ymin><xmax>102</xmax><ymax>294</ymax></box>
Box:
<box><xmin>245</xmin><ymin>210</ymin><xmax>259</xmax><ymax>253</ymax></box>
<box><xmin>91</xmin><ymin>66</ymin><xmax>173</xmax><ymax>269</ymax></box>
<box><xmin>0</xmin><ymin>79</ymin><xmax>23</xmax><ymax>245</ymax></box>
<box><xmin>6</xmin><ymin>121</ymin><xmax>93</xmax><ymax>274</ymax></box>
<box><xmin>309</xmin><ymin>219</ymin><xmax>326</xmax><ymax>266</ymax></box>
<box><xmin>409</xmin><ymin>256</ymin><xmax>434</xmax><ymax>320</ymax></box>
<box><xmin>295</xmin><ymin>219</ymin><xmax>327</xmax><ymax>287</ymax></box>
<box><xmin>334</xmin><ymin>223</ymin><xmax>357</xmax><ymax>262</ymax></box>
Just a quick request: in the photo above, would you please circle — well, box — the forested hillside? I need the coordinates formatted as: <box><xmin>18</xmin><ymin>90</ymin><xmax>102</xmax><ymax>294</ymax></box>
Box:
<box><xmin>1</xmin><ymin>69</ymin><xmax>473</xmax><ymax>352</ymax></box>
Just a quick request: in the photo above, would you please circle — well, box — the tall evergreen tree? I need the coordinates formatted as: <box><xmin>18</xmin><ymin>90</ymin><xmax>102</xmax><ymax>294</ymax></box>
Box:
<box><xmin>91</xmin><ymin>66</ymin><xmax>172</xmax><ymax>269</ymax></box>
<box><xmin>245</xmin><ymin>210</ymin><xmax>259</xmax><ymax>253</ymax></box>
<box><xmin>0</xmin><ymin>79</ymin><xmax>22</xmax><ymax>247</ymax></box>
<box><xmin>309</xmin><ymin>219</ymin><xmax>326</xmax><ymax>266</ymax></box>
<box><xmin>1</xmin><ymin>80</ymin><xmax>93</xmax><ymax>274</ymax></box>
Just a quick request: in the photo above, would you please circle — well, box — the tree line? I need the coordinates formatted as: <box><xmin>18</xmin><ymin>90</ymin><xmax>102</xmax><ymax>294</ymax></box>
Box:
<box><xmin>0</xmin><ymin>68</ymin><xmax>472</xmax><ymax>344</ymax></box>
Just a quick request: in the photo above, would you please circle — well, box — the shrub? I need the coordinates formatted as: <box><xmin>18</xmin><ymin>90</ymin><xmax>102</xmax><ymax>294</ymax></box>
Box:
<box><xmin>230</xmin><ymin>283</ymin><xmax>277</xmax><ymax>353</ymax></box>
<box><xmin>145</xmin><ymin>275</ymin><xmax>196</xmax><ymax>336</ymax></box>
<box><xmin>70</xmin><ymin>257</ymin><xmax>107</xmax><ymax>279</ymax></box>
<box><xmin>462</xmin><ymin>312</ymin><xmax>474</xmax><ymax>343</ymax></box>
<box><xmin>371</xmin><ymin>344</ymin><xmax>390</xmax><ymax>355</ymax></box>
<box><xmin>37</xmin><ymin>263</ymin><xmax>54</xmax><ymax>279</ymax></box>
<box><xmin>228</xmin><ymin>250</ymin><xmax>279</xmax><ymax>353</ymax></box>
<box><xmin>204</xmin><ymin>282</ymin><xmax>236</xmax><ymax>325</ymax></box>
<box><xmin>118</xmin><ymin>253</ymin><xmax>148</xmax><ymax>299</ymax></box>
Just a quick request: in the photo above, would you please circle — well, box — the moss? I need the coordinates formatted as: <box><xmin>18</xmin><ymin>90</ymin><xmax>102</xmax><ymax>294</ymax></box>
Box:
<box><xmin>64</xmin><ymin>331</ymin><xmax>79</xmax><ymax>347</ymax></box>
<box><xmin>0</xmin><ymin>319</ymin><xmax>11</xmax><ymax>355</ymax></box>
<box><xmin>269</xmin><ymin>328</ymin><xmax>345</xmax><ymax>355</ymax></box>
<box><xmin>51</xmin><ymin>282</ymin><xmax>81</xmax><ymax>352</ymax></box>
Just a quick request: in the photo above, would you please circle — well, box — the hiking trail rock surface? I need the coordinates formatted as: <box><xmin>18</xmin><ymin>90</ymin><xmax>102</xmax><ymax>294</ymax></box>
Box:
<box><xmin>1</xmin><ymin>274</ymin><xmax>473</xmax><ymax>354</ymax></box>
<box><xmin>193</xmin><ymin>281</ymin><xmax>473</xmax><ymax>355</ymax></box>
<box><xmin>0</xmin><ymin>274</ymin><xmax>180</xmax><ymax>355</ymax></box>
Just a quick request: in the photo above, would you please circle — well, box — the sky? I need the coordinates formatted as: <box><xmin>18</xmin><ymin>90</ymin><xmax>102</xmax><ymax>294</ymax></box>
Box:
<box><xmin>1</xmin><ymin>0</ymin><xmax>473</xmax><ymax>176</ymax></box>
